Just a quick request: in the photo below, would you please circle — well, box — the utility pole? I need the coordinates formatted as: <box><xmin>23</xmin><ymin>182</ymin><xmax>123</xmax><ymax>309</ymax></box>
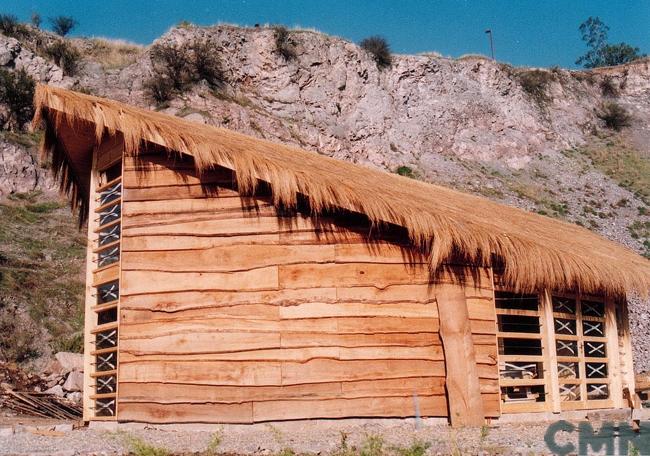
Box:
<box><xmin>485</xmin><ymin>29</ymin><xmax>495</xmax><ymax>60</ymax></box>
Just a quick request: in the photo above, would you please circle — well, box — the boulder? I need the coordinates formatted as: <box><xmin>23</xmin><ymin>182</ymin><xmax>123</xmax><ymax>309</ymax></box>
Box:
<box><xmin>66</xmin><ymin>392</ymin><xmax>82</xmax><ymax>404</ymax></box>
<box><xmin>45</xmin><ymin>385</ymin><xmax>65</xmax><ymax>397</ymax></box>
<box><xmin>54</xmin><ymin>352</ymin><xmax>83</xmax><ymax>373</ymax></box>
<box><xmin>62</xmin><ymin>370</ymin><xmax>84</xmax><ymax>392</ymax></box>
<box><xmin>43</xmin><ymin>359</ymin><xmax>65</xmax><ymax>376</ymax></box>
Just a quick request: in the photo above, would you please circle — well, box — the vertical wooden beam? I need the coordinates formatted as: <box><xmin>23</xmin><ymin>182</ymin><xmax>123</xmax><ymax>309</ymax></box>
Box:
<box><xmin>576</xmin><ymin>298</ymin><xmax>588</xmax><ymax>409</ymax></box>
<box><xmin>540</xmin><ymin>290</ymin><xmax>561</xmax><ymax>413</ymax></box>
<box><xmin>437</xmin><ymin>283</ymin><xmax>485</xmax><ymax>427</ymax></box>
<box><xmin>82</xmin><ymin>149</ymin><xmax>99</xmax><ymax>421</ymax></box>
<box><xmin>606</xmin><ymin>298</ymin><xmax>623</xmax><ymax>408</ymax></box>
<box><xmin>618</xmin><ymin>299</ymin><xmax>636</xmax><ymax>401</ymax></box>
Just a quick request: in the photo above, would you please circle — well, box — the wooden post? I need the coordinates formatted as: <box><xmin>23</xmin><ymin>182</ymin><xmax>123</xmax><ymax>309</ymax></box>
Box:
<box><xmin>605</xmin><ymin>298</ymin><xmax>623</xmax><ymax>408</ymax></box>
<box><xmin>437</xmin><ymin>283</ymin><xmax>485</xmax><ymax>427</ymax></box>
<box><xmin>540</xmin><ymin>290</ymin><xmax>561</xmax><ymax>413</ymax></box>
<box><xmin>82</xmin><ymin>148</ymin><xmax>99</xmax><ymax>421</ymax></box>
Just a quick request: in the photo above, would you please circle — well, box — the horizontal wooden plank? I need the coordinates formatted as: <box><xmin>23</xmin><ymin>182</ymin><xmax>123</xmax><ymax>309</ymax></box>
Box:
<box><xmin>122</xmin><ymin>196</ymin><xmax>270</xmax><ymax>216</ymax></box>
<box><xmin>120</xmin><ymin>267</ymin><xmax>279</xmax><ymax>295</ymax></box>
<box><xmin>281</xmin><ymin>359</ymin><xmax>445</xmax><ymax>385</ymax></box>
<box><xmin>334</xmin><ymin>243</ymin><xmax>426</xmax><ymax>264</ymax></box>
<box><xmin>123</xmin><ymin>168</ymin><xmax>232</xmax><ymax>189</ymax></box>
<box><xmin>280</xmin><ymin>332</ymin><xmax>442</xmax><ymax>349</ymax></box>
<box><xmin>122</xmin><ymin>215</ymin><xmax>314</xmax><ymax>237</ymax></box>
<box><xmin>92</xmin><ymin>264</ymin><xmax>119</xmax><ymax>287</ymax></box>
<box><xmin>121</xmin><ymin>244</ymin><xmax>336</xmax><ymax>273</ymax></box>
<box><xmin>120</xmin><ymin>331</ymin><xmax>282</xmax><ymax>355</ymax></box>
<box><xmin>124</xmin><ymin>184</ymin><xmax>240</xmax><ymax>202</ymax></box>
<box><xmin>120</xmin><ymin>316</ymin><xmax>439</xmax><ymax>337</ymax></box>
<box><xmin>119</xmin><ymin>361</ymin><xmax>283</xmax><ymax>386</ymax></box>
<box><xmin>279</xmin><ymin>263</ymin><xmax>430</xmax><ymax>289</ymax></box>
<box><xmin>121</xmin><ymin>233</ymin><xmax>282</xmax><ymax>251</ymax></box>
<box><xmin>119</xmin><ymin>288</ymin><xmax>338</xmax><ymax>311</ymax></box>
<box><xmin>119</xmin><ymin>345</ymin><xmax>446</xmax><ymax>363</ymax></box>
<box><xmin>252</xmin><ymin>395</ymin><xmax>447</xmax><ymax>421</ymax></box>
<box><xmin>118</xmin><ymin>402</ymin><xmax>253</xmax><ymax>424</ymax></box>
<box><xmin>279</xmin><ymin>301</ymin><xmax>438</xmax><ymax>319</ymax></box>
<box><xmin>122</xmin><ymin>303</ymin><xmax>280</xmax><ymax>324</ymax></box>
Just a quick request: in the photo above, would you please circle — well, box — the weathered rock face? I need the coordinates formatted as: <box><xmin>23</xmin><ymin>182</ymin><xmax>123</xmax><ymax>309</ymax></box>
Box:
<box><xmin>0</xmin><ymin>140</ymin><xmax>54</xmax><ymax>196</ymax></box>
<box><xmin>0</xmin><ymin>35</ymin><xmax>68</xmax><ymax>85</ymax></box>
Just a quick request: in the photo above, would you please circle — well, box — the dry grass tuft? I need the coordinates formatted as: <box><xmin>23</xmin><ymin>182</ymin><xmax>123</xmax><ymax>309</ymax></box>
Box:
<box><xmin>84</xmin><ymin>38</ymin><xmax>144</xmax><ymax>70</ymax></box>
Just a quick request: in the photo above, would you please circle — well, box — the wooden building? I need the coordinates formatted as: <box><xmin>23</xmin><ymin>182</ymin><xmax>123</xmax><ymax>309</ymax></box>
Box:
<box><xmin>33</xmin><ymin>85</ymin><xmax>650</xmax><ymax>426</ymax></box>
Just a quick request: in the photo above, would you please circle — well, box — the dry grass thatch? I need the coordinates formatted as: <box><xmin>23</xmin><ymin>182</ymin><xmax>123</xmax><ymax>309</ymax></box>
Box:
<box><xmin>33</xmin><ymin>84</ymin><xmax>650</xmax><ymax>296</ymax></box>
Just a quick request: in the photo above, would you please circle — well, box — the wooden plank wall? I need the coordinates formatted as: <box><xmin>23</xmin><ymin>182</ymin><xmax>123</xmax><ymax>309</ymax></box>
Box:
<box><xmin>116</xmin><ymin>152</ymin><xmax>499</xmax><ymax>423</ymax></box>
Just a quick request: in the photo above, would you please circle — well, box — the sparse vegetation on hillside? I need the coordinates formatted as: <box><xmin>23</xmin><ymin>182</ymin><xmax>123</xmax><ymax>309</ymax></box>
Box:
<box><xmin>0</xmin><ymin>191</ymin><xmax>85</xmax><ymax>363</ymax></box>
<box><xmin>0</xmin><ymin>68</ymin><xmax>36</xmax><ymax>130</ymax></box>
<box><xmin>360</xmin><ymin>35</ymin><xmax>392</xmax><ymax>69</ymax></box>
<box><xmin>600</xmin><ymin>76</ymin><xmax>618</xmax><ymax>97</ymax></box>
<box><xmin>578</xmin><ymin>138</ymin><xmax>649</xmax><ymax>206</ymax></box>
<box><xmin>597</xmin><ymin>102</ymin><xmax>631</xmax><ymax>131</ymax></box>
<box><xmin>44</xmin><ymin>40</ymin><xmax>81</xmax><ymax>76</ymax></box>
<box><xmin>49</xmin><ymin>15</ymin><xmax>77</xmax><ymax>37</ymax></box>
<box><xmin>517</xmin><ymin>70</ymin><xmax>554</xmax><ymax>106</ymax></box>
<box><xmin>576</xmin><ymin>17</ymin><xmax>644</xmax><ymax>68</ymax></box>
<box><xmin>273</xmin><ymin>25</ymin><xmax>297</xmax><ymax>60</ymax></box>
<box><xmin>145</xmin><ymin>39</ymin><xmax>224</xmax><ymax>104</ymax></box>
<box><xmin>84</xmin><ymin>38</ymin><xmax>143</xmax><ymax>70</ymax></box>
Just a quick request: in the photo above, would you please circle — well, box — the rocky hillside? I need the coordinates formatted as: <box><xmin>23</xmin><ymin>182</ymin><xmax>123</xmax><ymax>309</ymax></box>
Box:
<box><xmin>1</xmin><ymin>23</ymin><xmax>649</xmax><ymax>369</ymax></box>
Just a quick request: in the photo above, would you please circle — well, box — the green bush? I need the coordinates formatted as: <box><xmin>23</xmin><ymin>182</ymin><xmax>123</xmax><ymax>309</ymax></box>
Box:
<box><xmin>49</xmin><ymin>15</ymin><xmax>77</xmax><ymax>37</ymax></box>
<box><xmin>0</xmin><ymin>68</ymin><xmax>36</xmax><ymax>130</ymax></box>
<box><xmin>44</xmin><ymin>40</ymin><xmax>81</xmax><ymax>76</ymax></box>
<box><xmin>360</xmin><ymin>35</ymin><xmax>392</xmax><ymax>69</ymax></box>
<box><xmin>396</xmin><ymin>165</ymin><xmax>415</xmax><ymax>178</ymax></box>
<box><xmin>273</xmin><ymin>25</ymin><xmax>296</xmax><ymax>60</ymax></box>
<box><xmin>598</xmin><ymin>102</ymin><xmax>631</xmax><ymax>130</ymax></box>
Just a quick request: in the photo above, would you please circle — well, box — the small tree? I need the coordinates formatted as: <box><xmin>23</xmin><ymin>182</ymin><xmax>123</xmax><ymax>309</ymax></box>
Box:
<box><xmin>576</xmin><ymin>17</ymin><xmax>644</xmax><ymax>68</ymax></box>
<box><xmin>0</xmin><ymin>68</ymin><xmax>36</xmax><ymax>130</ymax></box>
<box><xmin>50</xmin><ymin>15</ymin><xmax>77</xmax><ymax>37</ymax></box>
<box><xmin>360</xmin><ymin>35</ymin><xmax>392</xmax><ymax>69</ymax></box>
<box><xmin>30</xmin><ymin>12</ymin><xmax>41</xmax><ymax>28</ymax></box>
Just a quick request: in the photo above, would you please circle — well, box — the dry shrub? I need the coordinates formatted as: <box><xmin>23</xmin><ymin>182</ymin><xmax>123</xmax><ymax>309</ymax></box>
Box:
<box><xmin>598</xmin><ymin>102</ymin><xmax>631</xmax><ymax>130</ymax></box>
<box><xmin>517</xmin><ymin>69</ymin><xmax>555</xmax><ymax>105</ymax></box>
<box><xmin>145</xmin><ymin>39</ymin><xmax>224</xmax><ymax>104</ymax></box>
<box><xmin>600</xmin><ymin>76</ymin><xmax>618</xmax><ymax>97</ymax></box>
<box><xmin>44</xmin><ymin>40</ymin><xmax>81</xmax><ymax>76</ymax></box>
<box><xmin>273</xmin><ymin>25</ymin><xmax>297</xmax><ymax>60</ymax></box>
<box><xmin>0</xmin><ymin>302</ymin><xmax>40</xmax><ymax>362</ymax></box>
<box><xmin>360</xmin><ymin>35</ymin><xmax>392</xmax><ymax>69</ymax></box>
<box><xmin>0</xmin><ymin>68</ymin><xmax>35</xmax><ymax>130</ymax></box>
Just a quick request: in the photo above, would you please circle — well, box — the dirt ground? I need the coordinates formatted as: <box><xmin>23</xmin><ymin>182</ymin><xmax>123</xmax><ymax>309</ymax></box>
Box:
<box><xmin>0</xmin><ymin>412</ymin><xmax>633</xmax><ymax>456</ymax></box>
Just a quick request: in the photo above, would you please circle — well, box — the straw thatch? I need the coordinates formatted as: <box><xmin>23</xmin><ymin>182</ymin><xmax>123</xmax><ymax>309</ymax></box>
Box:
<box><xmin>33</xmin><ymin>84</ymin><xmax>650</xmax><ymax>296</ymax></box>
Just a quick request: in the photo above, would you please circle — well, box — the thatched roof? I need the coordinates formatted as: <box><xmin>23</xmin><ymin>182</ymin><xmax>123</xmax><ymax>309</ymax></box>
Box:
<box><xmin>33</xmin><ymin>84</ymin><xmax>650</xmax><ymax>296</ymax></box>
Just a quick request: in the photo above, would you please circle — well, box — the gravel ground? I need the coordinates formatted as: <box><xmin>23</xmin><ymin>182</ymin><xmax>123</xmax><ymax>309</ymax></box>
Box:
<box><xmin>0</xmin><ymin>417</ymin><xmax>585</xmax><ymax>455</ymax></box>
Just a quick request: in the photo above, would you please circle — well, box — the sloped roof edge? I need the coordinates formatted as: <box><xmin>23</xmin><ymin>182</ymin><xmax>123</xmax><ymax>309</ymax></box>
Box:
<box><xmin>33</xmin><ymin>84</ymin><xmax>650</xmax><ymax>296</ymax></box>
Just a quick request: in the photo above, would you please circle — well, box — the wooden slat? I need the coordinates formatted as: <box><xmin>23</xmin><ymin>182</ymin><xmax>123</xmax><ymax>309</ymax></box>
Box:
<box><xmin>92</xmin><ymin>264</ymin><xmax>119</xmax><ymax>287</ymax></box>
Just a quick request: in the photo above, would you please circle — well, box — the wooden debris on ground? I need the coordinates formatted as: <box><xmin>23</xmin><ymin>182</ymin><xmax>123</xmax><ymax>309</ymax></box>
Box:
<box><xmin>1</xmin><ymin>385</ymin><xmax>81</xmax><ymax>420</ymax></box>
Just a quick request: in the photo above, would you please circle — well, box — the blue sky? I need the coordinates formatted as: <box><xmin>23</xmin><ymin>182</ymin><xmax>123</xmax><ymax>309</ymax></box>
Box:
<box><xmin>2</xmin><ymin>1</ymin><xmax>649</xmax><ymax>68</ymax></box>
